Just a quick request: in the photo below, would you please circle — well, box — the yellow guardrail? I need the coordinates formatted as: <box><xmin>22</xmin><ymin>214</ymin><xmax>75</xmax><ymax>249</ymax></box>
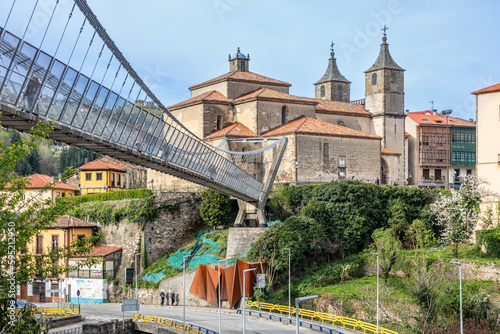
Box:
<box><xmin>247</xmin><ymin>301</ymin><xmax>398</xmax><ymax>334</ymax></box>
<box><xmin>133</xmin><ymin>313</ymin><xmax>204</xmax><ymax>334</ymax></box>
<box><xmin>11</xmin><ymin>307</ymin><xmax>80</xmax><ymax>317</ymax></box>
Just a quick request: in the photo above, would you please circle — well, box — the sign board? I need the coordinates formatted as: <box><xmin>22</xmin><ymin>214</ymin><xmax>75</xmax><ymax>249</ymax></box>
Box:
<box><xmin>125</xmin><ymin>268</ymin><xmax>134</xmax><ymax>284</ymax></box>
<box><xmin>256</xmin><ymin>274</ymin><xmax>266</xmax><ymax>289</ymax></box>
<box><xmin>121</xmin><ymin>299</ymin><xmax>139</xmax><ymax>312</ymax></box>
<box><xmin>27</xmin><ymin>282</ymin><xmax>33</xmax><ymax>297</ymax></box>
<box><xmin>48</xmin><ymin>289</ymin><xmax>60</xmax><ymax>293</ymax></box>
<box><xmin>92</xmin><ymin>270</ymin><xmax>102</xmax><ymax>277</ymax></box>
<box><xmin>76</xmin><ymin>289</ymin><xmax>80</xmax><ymax>297</ymax></box>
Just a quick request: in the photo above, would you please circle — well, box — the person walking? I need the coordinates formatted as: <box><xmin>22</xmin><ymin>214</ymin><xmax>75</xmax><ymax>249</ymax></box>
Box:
<box><xmin>171</xmin><ymin>290</ymin><xmax>175</xmax><ymax>306</ymax></box>
<box><xmin>160</xmin><ymin>289</ymin><xmax>165</xmax><ymax>306</ymax></box>
<box><xmin>375</xmin><ymin>177</ymin><xmax>380</xmax><ymax>185</ymax></box>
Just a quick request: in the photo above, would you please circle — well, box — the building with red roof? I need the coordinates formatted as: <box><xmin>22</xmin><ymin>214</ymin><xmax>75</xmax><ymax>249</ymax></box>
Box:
<box><xmin>11</xmin><ymin>174</ymin><xmax>78</xmax><ymax>205</ymax></box>
<box><xmin>473</xmin><ymin>83</ymin><xmax>500</xmax><ymax>198</ymax></box>
<box><xmin>406</xmin><ymin>111</ymin><xmax>476</xmax><ymax>189</ymax></box>
<box><xmin>79</xmin><ymin>159</ymin><xmax>126</xmax><ymax>195</ymax></box>
<box><xmin>156</xmin><ymin>38</ymin><xmax>407</xmax><ymax>187</ymax></box>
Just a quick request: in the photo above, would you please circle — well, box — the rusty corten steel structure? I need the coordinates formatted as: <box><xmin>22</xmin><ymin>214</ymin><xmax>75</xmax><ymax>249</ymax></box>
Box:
<box><xmin>189</xmin><ymin>259</ymin><xmax>264</xmax><ymax>308</ymax></box>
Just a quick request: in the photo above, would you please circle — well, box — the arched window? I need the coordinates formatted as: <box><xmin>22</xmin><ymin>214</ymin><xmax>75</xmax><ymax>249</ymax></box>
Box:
<box><xmin>240</xmin><ymin>61</ymin><xmax>245</xmax><ymax>71</ymax></box>
<box><xmin>391</xmin><ymin>71</ymin><xmax>397</xmax><ymax>84</ymax></box>
<box><xmin>216</xmin><ymin>115</ymin><xmax>222</xmax><ymax>130</ymax></box>
<box><xmin>320</xmin><ymin>85</ymin><xmax>325</xmax><ymax>98</ymax></box>
<box><xmin>372</xmin><ymin>73</ymin><xmax>377</xmax><ymax>85</ymax></box>
<box><xmin>281</xmin><ymin>106</ymin><xmax>289</xmax><ymax>124</ymax></box>
<box><xmin>337</xmin><ymin>85</ymin><xmax>344</xmax><ymax>101</ymax></box>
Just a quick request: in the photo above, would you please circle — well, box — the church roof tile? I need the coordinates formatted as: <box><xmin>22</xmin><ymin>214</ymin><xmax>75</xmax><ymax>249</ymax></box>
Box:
<box><xmin>381</xmin><ymin>147</ymin><xmax>401</xmax><ymax>156</ymax></box>
<box><xmin>189</xmin><ymin>71</ymin><xmax>291</xmax><ymax>91</ymax></box>
<box><xmin>168</xmin><ymin>90</ymin><xmax>232</xmax><ymax>110</ymax></box>
<box><xmin>204</xmin><ymin>123</ymin><xmax>257</xmax><ymax>140</ymax></box>
<box><xmin>233</xmin><ymin>88</ymin><xmax>317</xmax><ymax>105</ymax></box>
<box><xmin>315</xmin><ymin>51</ymin><xmax>350</xmax><ymax>85</ymax></box>
<box><xmin>365</xmin><ymin>37</ymin><xmax>404</xmax><ymax>72</ymax></box>
<box><xmin>314</xmin><ymin>99</ymin><xmax>370</xmax><ymax>116</ymax></box>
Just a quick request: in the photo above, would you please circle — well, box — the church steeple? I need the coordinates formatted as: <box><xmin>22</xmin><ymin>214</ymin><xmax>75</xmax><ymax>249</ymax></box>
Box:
<box><xmin>229</xmin><ymin>47</ymin><xmax>250</xmax><ymax>72</ymax></box>
<box><xmin>314</xmin><ymin>42</ymin><xmax>351</xmax><ymax>102</ymax></box>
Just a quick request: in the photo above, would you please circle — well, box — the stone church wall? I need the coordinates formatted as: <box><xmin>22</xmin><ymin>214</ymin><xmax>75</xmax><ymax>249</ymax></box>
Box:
<box><xmin>257</xmin><ymin>101</ymin><xmax>316</xmax><ymax>135</ymax></box>
<box><xmin>316</xmin><ymin>112</ymin><xmax>372</xmax><ymax>133</ymax></box>
<box><xmin>227</xmin><ymin>81</ymin><xmax>289</xmax><ymax>99</ymax></box>
<box><xmin>170</xmin><ymin>104</ymin><xmax>204</xmax><ymax>138</ymax></box>
<box><xmin>191</xmin><ymin>81</ymin><xmax>228</xmax><ymax>98</ymax></box>
<box><xmin>234</xmin><ymin>101</ymin><xmax>258</xmax><ymax>134</ymax></box>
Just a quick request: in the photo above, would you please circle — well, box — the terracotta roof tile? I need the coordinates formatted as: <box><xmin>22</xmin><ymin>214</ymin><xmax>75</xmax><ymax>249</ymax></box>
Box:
<box><xmin>189</xmin><ymin>71</ymin><xmax>291</xmax><ymax>91</ymax></box>
<box><xmin>204</xmin><ymin>123</ymin><xmax>257</xmax><ymax>140</ymax></box>
<box><xmin>472</xmin><ymin>83</ymin><xmax>500</xmax><ymax>95</ymax></box>
<box><xmin>51</xmin><ymin>215</ymin><xmax>96</xmax><ymax>228</ymax></box>
<box><xmin>262</xmin><ymin>116</ymin><xmax>382</xmax><ymax>140</ymax></box>
<box><xmin>168</xmin><ymin>90</ymin><xmax>232</xmax><ymax>110</ymax></box>
<box><xmin>381</xmin><ymin>147</ymin><xmax>401</xmax><ymax>156</ymax></box>
<box><xmin>79</xmin><ymin>160</ymin><xmax>127</xmax><ymax>172</ymax></box>
<box><xmin>97</xmin><ymin>156</ymin><xmax>145</xmax><ymax>171</ymax></box>
<box><xmin>233</xmin><ymin>88</ymin><xmax>317</xmax><ymax>105</ymax></box>
<box><xmin>314</xmin><ymin>99</ymin><xmax>370</xmax><ymax>116</ymax></box>
<box><xmin>407</xmin><ymin>111</ymin><xmax>475</xmax><ymax>127</ymax></box>
<box><xmin>73</xmin><ymin>245</ymin><xmax>122</xmax><ymax>258</ymax></box>
<box><xmin>17</xmin><ymin>174</ymin><xmax>78</xmax><ymax>191</ymax></box>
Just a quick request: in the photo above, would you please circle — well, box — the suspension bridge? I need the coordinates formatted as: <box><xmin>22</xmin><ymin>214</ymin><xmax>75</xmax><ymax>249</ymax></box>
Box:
<box><xmin>0</xmin><ymin>0</ymin><xmax>286</xmax><ymax>226</ymax></box>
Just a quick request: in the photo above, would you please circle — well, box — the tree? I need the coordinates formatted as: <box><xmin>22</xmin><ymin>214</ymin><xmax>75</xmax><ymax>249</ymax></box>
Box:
<box><xmin>430</xmin><ymin>175</ymin><xmax>494</xmax><ymax>257</ymax></box>
<box><xmin>369</xmin><ymin>228</ymin><xmax>402</xmax><ymax>284</ymax></box>
<box><xmin>0</xmin><ymin>122</ymin><xmax>99</xmax><ymax>333</ymax></box>
<box><xmin>200</xmin><ymin>189</ymin><xmax>231</xmax><ymax>230</ymax></box>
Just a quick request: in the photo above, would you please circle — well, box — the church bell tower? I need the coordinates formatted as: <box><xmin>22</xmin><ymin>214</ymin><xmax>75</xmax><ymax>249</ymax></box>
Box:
<box><xmin>314</xmin><ymin>43</ymin><xmax>350</xmax><ymax>102</ymax></box>
<box><xmin>229</xmin><ymin>47</ymin><xmax>250</xmax><ymax>72</ymax></box>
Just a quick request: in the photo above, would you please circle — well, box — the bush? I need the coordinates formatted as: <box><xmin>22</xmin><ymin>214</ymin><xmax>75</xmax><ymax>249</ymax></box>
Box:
<box><xmin>476</xmin><ymin>226</ymin><xmax>500</xmax><ymax>258</ymax></box>
<box><xmin>59</xmin><ymin>188</ymin><xmax>153</xmax><ymax>205</ymax></box>
<box><xmin>200</xmin><ymin>189</ymin><xmax>231</xmax><ymax>229</ymax></box>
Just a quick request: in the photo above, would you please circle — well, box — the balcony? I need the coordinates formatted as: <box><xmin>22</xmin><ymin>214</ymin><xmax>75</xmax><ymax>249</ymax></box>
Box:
<box><xmin>421</xmin><ymin>176</ymin><xmax>446</xmax><ymax>183</ymax></box>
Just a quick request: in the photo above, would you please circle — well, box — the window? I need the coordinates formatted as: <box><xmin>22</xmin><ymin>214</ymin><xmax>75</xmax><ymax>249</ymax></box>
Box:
<box><xmin>85</xmin><ymin>173</ymin><xmax>91</xmax><ymax>181</ymax></box>
<box><xmin>61</xmin><ymin>193</ymin><xmax>65</xmax><ymax>197</ymax></box>
<box><xmin>240</xmin><ymin>61</ymin><xmax>245</xmax><ymax>71</ymax></box>
<box><xmin>466</xmin><ymin>169</ymin><xmax>472</xmax><ymax>175</ymax></box>
<box><xmin>77</xmin><ymin>235</ymin><xmax>85</xmax><ymax>247</ymax></box>
<box><xmin>323</xmin><ymin>143</ymin><xmax>329</xmax><ymax>159</ymax></box>
<box><xmin>281</xmin><ymin>106</ymin><xmax>289</xmax><ymax>125</ymax></box>
<box><xmin>337</xmin><ymin>85</ymin><xmax>344</xmax><ymax>101</ymax></box>
<box><xmin>52</xmin><ymin>235</ymin><xmax>58</xmax><ymax>251</ymax></box>
<box><xmin>371</xmin><ymin>73</ymin><xmax>377</xmax><ymax>85</ymax></box>
<box><xmin>36</xmin><ymin>236</ymin><xmax>43</xmax><ymax>255</ymax></box>
<box><xmin>117</xmin><ymin>174</ymin><xmax>121</xmax><ymax>187</ymax></box>
<box><xmin>111</xmin><ymin>173</ymin><xmax>115</xmax><ymax>187</ymax></box>
<box><xmin>455</xmin><ymin>169</ymin><xmax>460</xmax><ymax>182</ymax></box>
<box><xmin>216</xmin><ymin>116</ymin><xmax>222</xmax><ymax>130</ymax></box>
<box><xmin>320</xmin><ymin>85</ymin><xmax>325</xmax><ymax>98</ymax></box>
<box><xmin>423</xmin><ymin>169</ymin><xmax>430</xmax><ymax>180</ymax></box>
<box><xmin>56</xmin><ymin>192</ymin><xmax>60</xmax><ymax>197</ymax></box>
<box><xmin>96</xmin><ymin>172</ymin><xmax>102</xmax><ymax>181</ymax></box>
<box><xmin>391</xmin><ymin>71</ymin><xmax>397</xmax><ymax>84</ymax></box>
<box><xmin>338</xmin><ymin>120</ymin><xmax>345</xmax><ymax>126</ymax></box>
<box><xmin>435</xmin><ymin>169</ymin><xmax>441</xmax><ymax>181</ymax></box>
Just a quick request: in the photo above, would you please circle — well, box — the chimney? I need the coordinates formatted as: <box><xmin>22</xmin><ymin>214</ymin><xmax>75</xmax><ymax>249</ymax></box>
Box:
<box><xmin>71</xmin><ymin>217</ymin><xmax>74</xmax><ymax>225</ymax></box>
<box><xmin>84</xmin><ymin>158</ymin><xmax>88</xmax><ymax>164</ymax></box>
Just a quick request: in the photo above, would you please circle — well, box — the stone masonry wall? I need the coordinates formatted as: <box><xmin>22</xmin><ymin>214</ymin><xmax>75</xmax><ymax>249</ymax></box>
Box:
<box><xmin>145</xmin><ymin>192</ymin><xmax>203</xmax><ymax>265</ymax></box>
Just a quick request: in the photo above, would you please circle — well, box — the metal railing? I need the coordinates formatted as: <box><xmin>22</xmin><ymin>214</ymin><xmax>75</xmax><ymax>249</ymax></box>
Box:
<box><xmin>247</xmin><ymin>301</ymin><xmax>398</xmax><ymax>334</ymax></box>
<box><xmin>133</xmin><ymin>313</ymin><xmax>217</xmax><ymax>334</ymax></box>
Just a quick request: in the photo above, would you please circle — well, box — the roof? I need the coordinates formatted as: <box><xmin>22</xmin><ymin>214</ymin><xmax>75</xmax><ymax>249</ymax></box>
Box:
<box><xmin>79</xmin><ymin>160</ymin><xmax>127</xmax><ymax>172</ymax></box>
<box><xmin>314</xmin><ymin>99</ymin><xmax>370</xmax><ymax>116</ymax></box>
<box><xmin>405</xmin><ymin>131</ymin><xmax>411</xmax><ymax>138</ymax></box>
<box><xmin>51</xmin><ymin>215</ymin><xmax>96</xmax><ymax>228</ymax></box>
<box><xmin>381</xmin><ymin>147</ymin><xmax>401</xmax><ymax>156</ymax></box>
<box><xmin>262</xmin><ymin>116</ymin><xmax>382</xmax><ymax>140</ymax></box>
<box><xmin>472</xmin><ymin>83</ymin><xmax>500</xmax><ymax>95</ymax></box>
<box><xmin>72</xmin><ymin>245</ymin><xmax>122</xmax><ymax>258</ymax></box>
<box><xmin>189</xmin><ymin>71</ymin><xmax>291</xmax><ymax>91</ymax></box>
<box><xmin>20</xmin><ymin>174</ymin><xmax>77</xmax><ymax>191</ymax></box>
<box><xmin>96</xmin><ymin>155</ymin><xmax>145</xmax><ymax>171</ymax></box>
<box><xmin>204</xmin><ymin>123</ymin><xmax>257</xmax><ymax>140</ymax></box>
<box><xmin>233</xmin><ymin>88</ymin><xmax>317</xmax><ymax>105</ymax></box>
<box><xmin>407</xmin><ymin>111</ymin><xmax>476</xmax><ymax>127</ymax></box>
<box><xmin>168</xmin><ymin>90</ymin><xmax>232</xmax><ymax>110</ymax></box>
<box><xmin>315</xmin><ymin>52</ymin><xmax>350</xmax><ymax>85</ymax></box>
<box><xmin>365</xmin><ymin>37</ymin><xmax>404</xmax><ymax>72</ymax></box>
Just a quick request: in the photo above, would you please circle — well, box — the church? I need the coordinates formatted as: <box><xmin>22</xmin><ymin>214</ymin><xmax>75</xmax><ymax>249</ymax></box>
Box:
<box><xmin>148</xmin><ymin>34</ymin><xmax>406</xmax><ymax>189</ymax></box>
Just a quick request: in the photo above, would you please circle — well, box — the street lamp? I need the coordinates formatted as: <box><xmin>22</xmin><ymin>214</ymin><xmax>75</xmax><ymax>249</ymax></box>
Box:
<box><xmin>183</xmin><ymin>254</ymin><xmax>189</xmax><ymax>325</ymax></box>
<box><xmin>242</xmin><ymin>268</ymin><xmax>257</xmax><ymax>334</ymax></box>
<box><xmin>295</xmin><ymin>295</ymin><xmax>318</xmax><ymax>334</ymax></box>
<box><xmin>451</xmin><ymin>261</ymin><xmax>463</xmax><ymax>334</ymax></box>
<box><xmin>283</xmin><ymin>248</ymin><xmax>291</xmax><ymax>318</ymax></box>
<box><xmin>218</xmin><ymin>259</ymin><xmax>229</xmax><ymax>334</ymax></box>
<box><xmin>441</xmin><ymin>109</ymin><xmax>452</xmax><ymax>190</ymax></box>
<box><xmin>371</xmin><ymin>252</ymin><xmax>380</xmax><ymax>334</ymax></box>
<box><xmin>134</xmin><ymin>253</ymin><xmax>140</xmax><ymax>303</ymax></box>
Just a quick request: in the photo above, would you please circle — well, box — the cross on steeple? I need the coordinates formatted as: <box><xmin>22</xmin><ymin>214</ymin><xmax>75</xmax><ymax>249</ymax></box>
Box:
<box><xmin>330</xmin><ymin>41</ymin><xmax>335</xmax><ymax>52</ymax></box>
<box><xmin>382</xmin><ymin>24</ymin><xmax>389</xmax><ymax>37</ymax></box>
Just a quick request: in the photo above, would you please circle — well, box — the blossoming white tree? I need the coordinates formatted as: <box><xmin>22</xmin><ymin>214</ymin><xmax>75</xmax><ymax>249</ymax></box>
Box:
<box><xmin>430</xmin><ymin>175</ymin><xmax>496</xmax><ymax>256</ymax></box>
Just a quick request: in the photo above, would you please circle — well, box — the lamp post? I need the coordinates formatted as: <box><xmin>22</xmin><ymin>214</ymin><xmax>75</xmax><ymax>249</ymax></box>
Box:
<box><xmin>218</xmin><ymin>259</ymin><xmax>229</xmax><ymax>334</ymax></box>
<box><xmin>283</xmin><ymin>248</ymin><xmax>291</xmax><ymax>318</ymax></box>
<box><xmin>441</xmin><ymin>109</ymin><xmax>452</xmax><ymax>189</ymax></box>
<box><xmin>242</xmin><ymin>268</ymin><xmax>257</xmax><ymax>334</ymax></box>
<box><xmin>371</xmin><ymin>252</ymin><xmax>379</xmax><ymax>334</ymax></box>
<box><xmin>295</xmin><ymin>295</ymin><xmax>318</xmax><ymax>334</ymax></box>
<box><xmin>134</xmin><ymin>253</ymin><xmax>140</xmax><ymax>302</ymax></box>
<box><xmin>451</xmin><ymin>261</ymin><xmax>463</xmax><ymax>334</ymax></box>
<box><xmin>183</xmin><ymin>254</ymin><xmax>189</xmax><ymax>325</ymax></box>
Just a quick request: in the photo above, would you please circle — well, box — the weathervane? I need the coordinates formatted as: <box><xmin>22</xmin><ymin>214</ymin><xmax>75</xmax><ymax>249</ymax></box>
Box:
<box><xmin>382</xmin><ymin>24</ymin><xmax>388</xmax><ymax>37</ymax></box>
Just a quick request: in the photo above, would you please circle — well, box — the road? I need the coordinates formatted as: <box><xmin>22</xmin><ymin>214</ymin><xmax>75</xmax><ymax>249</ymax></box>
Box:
<box><xmin>46</xmin><ymin>303</ymin><xmax>358</xmax><ymax>334</ymax></box>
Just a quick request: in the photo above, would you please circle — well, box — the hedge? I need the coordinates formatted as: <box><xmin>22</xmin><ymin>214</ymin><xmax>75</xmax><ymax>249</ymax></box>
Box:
<box><xmin>58</xmin><ymin>188</ymin><xmax>153</xmax><ymax>205</ymax></box>
<box><xmin>476</xmin><ymin>226</ymin><xmax>500</xmax><ymax>258</ymax></box>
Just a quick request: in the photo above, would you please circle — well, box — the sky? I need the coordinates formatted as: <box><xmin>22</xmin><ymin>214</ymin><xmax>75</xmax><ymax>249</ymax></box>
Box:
<box><xmin>3</xmin><ymin>0</ymin><xmax>500</xmax><ymax>121</ymax></box>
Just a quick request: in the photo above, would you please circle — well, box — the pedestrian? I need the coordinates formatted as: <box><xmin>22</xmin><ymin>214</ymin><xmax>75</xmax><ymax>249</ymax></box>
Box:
<box><xmin>160</xmin><ymin>289</ymin><xmax>165</xmax><ymax>306</ymax></box>
<box><xmin>24</xmin><ymin>74</ymin><xmax>41</xmax><ymax>113</ymax></box>
<box><xmin>375</xmin><ymin>177</ymin><xmax>380</xmax><ymax>185</ymax></box>
<box><xmin>171</xmin><ymin>290</ymin><xmax>175</xmax><ymax>306</ymax></box>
